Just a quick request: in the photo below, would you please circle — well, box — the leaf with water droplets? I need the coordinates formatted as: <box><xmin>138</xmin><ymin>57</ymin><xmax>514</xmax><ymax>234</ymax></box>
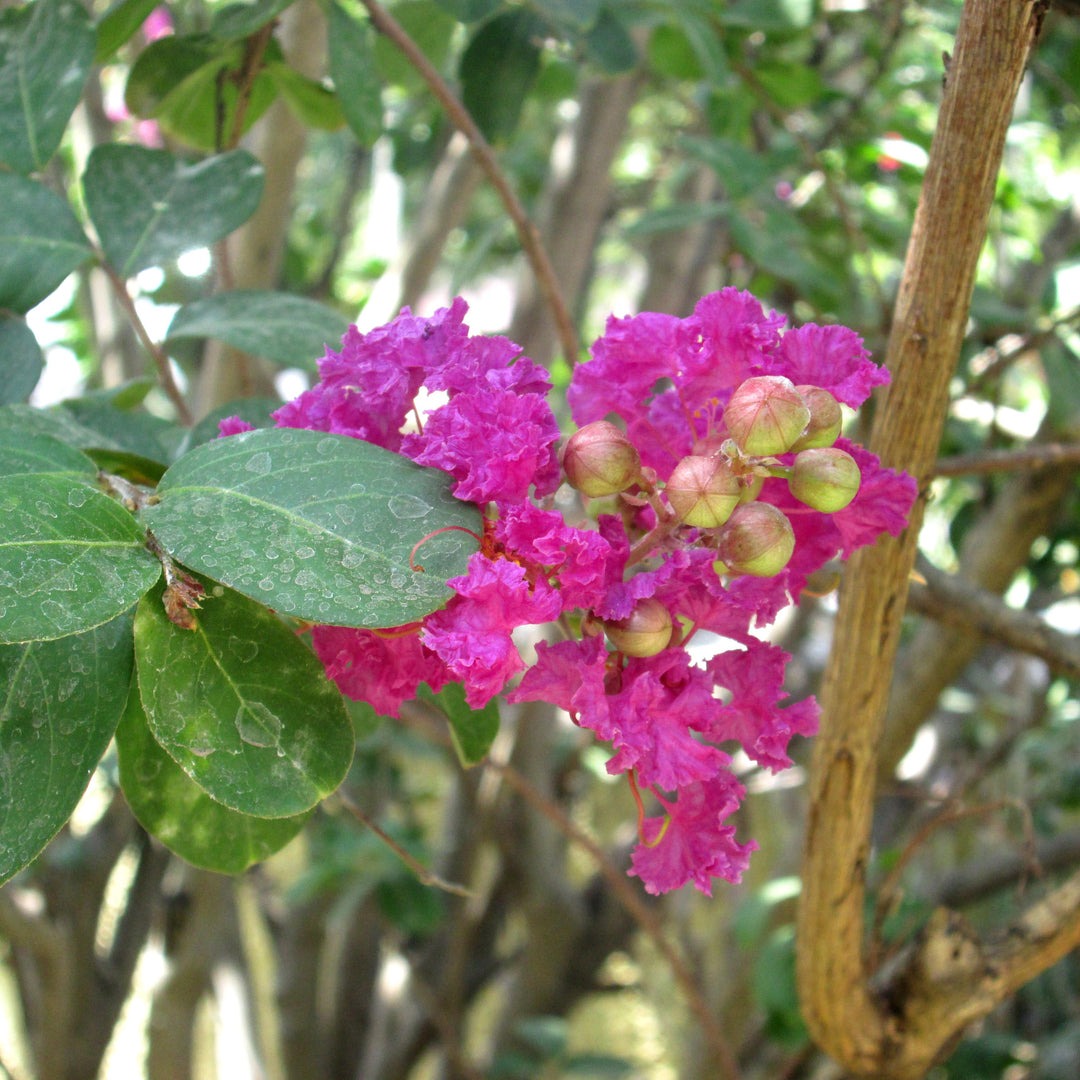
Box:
<box><xmin>116</xmin><ymin>684</ymin><xmax>310</xmax><ymax>872</ymax></box>
<box><xmin>140</xmin><ymin>427</ymin><xmax>481</xmax><ymax>629</ymax></box>
<box><xmin>0</xmin><ymin>613</ymin><xmax>134</xmax><ymax>886</ymax></box>
<box><xmin>134</xmin><ymin>576</ymin><xmax>352</xmax><ymax>818</ymax></box>
<box><xmin>0</xmin><ymin>473</ymin><xmax>161</xmax><ymax>643</ymax></box>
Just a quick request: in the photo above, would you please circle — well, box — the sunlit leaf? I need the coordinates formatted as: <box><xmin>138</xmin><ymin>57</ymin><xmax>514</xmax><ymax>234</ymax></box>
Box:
<box><xmin>116</xmin><ymin>685</ymin><xmax>311</xmax><ymax>872</ymax></box>
<box><xmin>134</xmin><ymin>578</ymin><xmax>353</xmax><ymax>818</ymax></box>
<box><xmin>140</xmin><ymin>427</ymin><xmax>481</xmax><ymax>628</ymax></box>
<box><xmin>0</xmin><ymin>473</ymin><xmax>160</xmax><ymax>643</ymax></box>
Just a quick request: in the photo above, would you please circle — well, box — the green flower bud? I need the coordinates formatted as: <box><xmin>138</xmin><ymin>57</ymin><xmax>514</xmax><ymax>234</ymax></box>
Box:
<box><xmin>790</xmin><ymin>386</ymin><xmax>843</xmax><ymax>451</ymax></box>
<box><xmin>789</xmin><ymin>447</ymin><xmax>860</xmax><ymax>512</ymax></box>
<box><xmin>666</xmin><ymin>455</ymin><xmax>740</xmax><ymax>527</ymax></box>
<box><xmin>563</xmin><ymin>421</ymin><xmax>642</xmax><ymax>498</ymax></box>
<box><xmin>715</xmin><ymin>503</ymin><xmax>795</xmax><ymax>577</ymax></box>
<box><xmin>604</xmin><ymin>597</ymin><xmax>673</xmax><ymax>658</ymax></box>
<box><xmin>723</xmin><ymin>376</ymin><xmax>810</xmax><ymax>457</ymax></box>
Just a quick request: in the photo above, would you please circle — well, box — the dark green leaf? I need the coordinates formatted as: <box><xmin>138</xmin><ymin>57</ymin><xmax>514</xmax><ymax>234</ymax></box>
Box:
<box><xmin>721</xmin><ymin>0</ymin><xmax>814</xmax><ymax>30</ymax></box>
<box><xmin>62</xmin><ymin>396</ymin><xmax>183</xmax><ymax>463</ymax></box>
<box><xmin>431</xmin><ymin>0</ymin><xmax>500</xmax><ymax>21</ymax></box>
<box><xmin>0</xmin><ymin>403</ymin><xmax>126</xmax><ymax>454</ymax></box>
<box><xmin>269</xmin><ymin>62</ymin><xmax>345</xmax><ymax>130</ymax></box>
<box><xmin>624</xmin><ymin>202</ymin><xmax>726</xmax><ymax>238</ymax></box>
<box><xmin>0</xmin><ymin>427</ymin><xmax>97</xmax><ymax>478</ymax></box>
<box><xmin>648</xmin><ymin>24</ymin><xmax>703</xmax><ymax>80</ymax></box>
<box><xmin>95</xmin><ymin>0</ymin><xmax>161</xmax><ymax>63</ymax></box>
<box><xmin>0</xmin><ymin>473</ymin><xmax>160</xmax><ymax>644</ymax></box>
<box><xmin>460</xmin><ymin>11</ymin><xmax>545</xmax><ymax>143</ymax></box>
<box><xmin>83</xmin><ymin>449</ymin><xmax>167</xmax><ymax>486</ymax></box>
<box><xmin>140</xmin><ymin>428</ymin><xmax>481</xmax><ymax>628</ymax></box>
<box><xmin>754</xmin><ymin>62</ymin><xmax>825</xmax><ymax>108</ymax></box>
<box><xmin>0</xmin><ymin>317</ymin><xmax>43</xmax><ymax>405</ymax></box>
<box><xmin>532</xmin><ymin>0</ymin><xmax>598</xmax><ymax>30</ymax></box>
<box><xmin>210</xmin><ymin>0</ymin><xmax>294</xmax><ymax>40</ymax></box>
<box><xmin>134</xmin><ymin>578</ymin><xmax>353</xmax><ymax>818</ymax></box>
<box><xmin>0</xmin><ymin>174</ymin><xmax>93</xmax><ymax>313</ymax></box>
<box><xmin>116</xmin><ymin>684</ymin><xmax>311</xmax><ymax>872</ymax></box>
<box><xmin>420</xmin><ymin>681</ymin><xmax>498</xmax><ymax>766</ymax></box>
<box><xmin>326</xmin><ymin>2</ymin><xmax>383</xmax><ymax>147</ymax></box>
<box><xmin>125</xmin><ymin>34</ymin><xmax>281</xmax><ymax>149</ymax></box>
<box><xmin>375</xmin><ymin>873</ymin><xmax>445</xmax><ymax>934</ymax></box>
<box><xmin>372</xmin><ymin>1</ymin><xmax>456</xmax><ymax>89</ymax></box>
<box><xmin>124</xmin><ymin>33</ymin><xmax>218</xmax><ymax>117</ymax></box>
<box><xmin>581</xmin><ymin>9</ymin><xmax>637</xmax><ymax>74</ymax></box>
<box><xmin>0</xmin><ymin>613</ymin><xmax>134</xmax><ymax>886</ymax></box>
<box><xmin>0</xmin><ymin>0</ymin><xmax>95</xmax><ymax>174</ymax></box>
<box><xmin>164</xmin><ymin>290</ymin><xmax>350</xmax><ymax>368</ymax></box>
<box><xmin>84</xmin><ymin>145</ymin><xmax>265</xmax><ymax>277</ymax></box>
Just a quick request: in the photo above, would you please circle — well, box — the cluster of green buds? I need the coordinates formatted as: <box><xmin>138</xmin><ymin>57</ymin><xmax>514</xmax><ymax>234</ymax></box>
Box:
<box><xmin>562</xmin><ymin>376</ymin><xmax>862</xmax><ymax>658</ymax></box>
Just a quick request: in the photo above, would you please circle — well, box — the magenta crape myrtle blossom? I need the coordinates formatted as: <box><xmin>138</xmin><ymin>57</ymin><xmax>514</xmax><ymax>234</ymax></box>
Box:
<box><xmin>222</xmin><ymin>290</ymin><xmax>916</xmax><ymax>896</ymax></box>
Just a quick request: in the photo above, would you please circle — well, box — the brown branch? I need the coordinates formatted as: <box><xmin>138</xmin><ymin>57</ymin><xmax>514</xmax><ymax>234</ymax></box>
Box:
<box><xmin>795</xmin><ymin>1</ymin><xmax>1048</xmax><ymax>1077</ymax></box>
<box><xmin>934</xmin><ymin>440</ymin><xmax>1080</xmax><ymax>477</ymax></box>
<box><xmin>490</xmin><ymin>758</ymin><xmax>743</xmax><ymax>1080</ymax></box>
<box><xmin>101</xmin><ymin>259</ymin><xmax>194</xmax><ymax>426</ymax></box>
<box><xmin>906</xmin><ymin>555</ymin><xmax>1080</xmax><ymax>679</ymax></box>
<box><xmin>356</xmin><ymin>0</ymin><xmax>580</xmax><ymax>365</ymax></box>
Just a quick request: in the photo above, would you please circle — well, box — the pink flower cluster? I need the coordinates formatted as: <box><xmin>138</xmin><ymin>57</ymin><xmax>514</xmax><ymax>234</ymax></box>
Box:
<box><xmin>228</xmin><ymin>290</ymin><xmax>916</xmax><ymax>895</ymax></box>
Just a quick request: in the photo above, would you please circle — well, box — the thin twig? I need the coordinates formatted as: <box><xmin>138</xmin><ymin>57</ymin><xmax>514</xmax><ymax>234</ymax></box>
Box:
<box><xmin>335</xmin><ymin>787</ymin><xmax>473</xmax><ymax>897</ymax></box>
<box><xmin>100</xmin><ymin>259</ymin><xmax>194</xmax><ymax>426</ymax></box>
<box><xmin>933</xmin><ymin>441</ymin><xmax>1080</xmax><ymax>477</ymax></box>
<box><xmin>357</xmin><ymin>0</ymin><xmax>580</xmax><ymax>366</ymax></box>
<box><xmin>226</xmin><ymin>23</ymin><xmax>276</xmax><ymax>151</ymax></box>
<box><xmin>490</xmin><ymin>758</ymin><xmax>744</xmax><ymax>1080</ymax></box>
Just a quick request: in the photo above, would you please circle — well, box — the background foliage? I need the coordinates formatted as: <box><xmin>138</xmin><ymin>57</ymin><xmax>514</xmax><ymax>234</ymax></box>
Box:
<box><xmin>1</xmin><ymin>0</ymin><xmax>1079</xmax><ymax>1077</ymax></box>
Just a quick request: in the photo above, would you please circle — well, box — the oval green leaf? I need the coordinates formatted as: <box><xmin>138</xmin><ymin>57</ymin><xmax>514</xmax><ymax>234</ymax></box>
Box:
<box><xmin>0</xmin><ymin>473</ymin><xmax>161</xmax><ymax>643</ymax></box>
<box><xmin>83</xmin><ymin>145</ymin><xmax>265</xmax><ymax>277</ymax></box>
<box><xmin>0</xmin><ymin>426</ymin><xmax>98</xmax><ymax>478</ymax></box>
<box><xmin>140</xmin><ymin>427</ymin><xmax>481</xmax><ymax>628</ymax></box>
<box><xmin>0</xmin><ymin>0</ymin><xmax>95</xmax><ymax>175</ymax></box>
<box><xmin>327</xmin><ymin>2</ymin><xmax>383</xmax><ymax>147</ymax></box>
<box><xmin>0</xmin><ymin>318</ymin><xmax>44</xmax><ymax>405</ymax></box>
<box><xmin>116</xmin><ymin>684</ymin><xmax>310</xmax><ymax>872</ymax></box>
<box><xmin>134</xmin><ymin>578</ymin><xmax>353</xmax><ymax>818</ymax></box>
<box><xmin>0</xmin><ymin>613</ymin><xmax>134</xmax><ymax>886</ymax></box>
<box><xmin>0</xmin><ymin>174</ymin><xmax>93</xmax><ymax>313</ymax></box>
<box><xmin>164</xmin><ymin>291</ymin><xmax>350</xmax><ymax>368</ymax></box>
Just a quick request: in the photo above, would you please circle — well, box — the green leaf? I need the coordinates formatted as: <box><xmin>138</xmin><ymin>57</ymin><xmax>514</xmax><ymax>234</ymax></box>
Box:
<box><xmin>134</xmin><ymin>577</ymin><xmax>353</xmax><ymax>818</ymax></box>
<box><xmin>0</xmin><ymin>0</ymin><xmax>95</xmax><ymax>175</ymax></box>
<box><xmin>326</xmin><ymin>2</ymin><xmax>383</xmax><ymax>147</ymax></box>
<box><xmin>84</xmin><ymin>145</ymin><xmax>265</xmax><ymax>277</ymax></box>
<box><xmin>116</xmin><ymin>684</ymin><xmax>310</xmax><ymax>872</ymax></box>
<box><xmin>0</xmin><ymin>317</ymin><xmax>43</xmax><ymax>405</ymax></box>
<box><xmin>460</xmin><ymin>11</ymin><xmax>545</xmax><ymax>143</ymax></box>
<box><xmin>754</xmin><ymin>62</ymin><xmax>825</xmax><ymax>108</ymax></box>
<box><xmin>721</xmin><ymin>0</ymin><xmax>814</xmax><ymax>31</ymax></box>
<box><xmin>210</xmin><ymin>0</ymin><xmax>295</xmax><ymax>40</ymax></box>
<box><xmin>532</xmin><ymin>0</ymin><xmax>598</xmax><ymax>30</ymax></box>
<box><xmin>95</xmin><ymin>0</ymin><xmax>161</xmax><ymax>63</ymax></box>
<box><xmin>420</xmin><ymin>681</ymin><xmax>498</xmax><ymax>766</ymax></box>
<box><xmin>164</xmin><ymin>290</ymin><xmax>350</xmax><ymax>368</ymax></box>
<box><xmin>0</xmin><ymin>403</ymin><xmax>126</xmax><ymax>454</ymax></box>
<box><xmin>140</xmin><ymin>428</ymin><xmax>481</xmax><ymax>628</ymax></box>
<box><xmin>125</xmin><ymin>34</ymin><xmax>281</xmax><ymax>150</ymax></box>
<box><xmin>581</xmin><ymin>9</ymin><xmax>638</xmax><ymax>75</ymax></box>
<box><xmin>0</xmin><ymin>427</ymin><xmax>98</xmax><ymax>478</ymax></box>
<box><xmin>0</xmin><ymin>613</ymin><xmax>134</xmax><ymax>886</ymax></box>
<box><xmin>372</xmin><ymin>1</ymin><xmax>456</xmax><ymax>89</ymax></box>
<box><xmin>0</xmin><ymin>174</ymin><xmax>93</xmax><ymax>313</ymax></box>
<box><xmin>61</xmin><ymin>396</ymin><xmax>184</xmax><ymax>464</ymax></box>
<box><xmin>269</xmin><ymin>62</ymin><xmax>345</xmax><ymax>130</ymax></box>
<box><xmin>0</xmin><ymin>473</ymin><xmax>161</xmax><ymax>644</ymax></box>
<box><xmin>431</xmin><ymin>0</ymin><xmax>500</xmax><ymax>20</ymax></box>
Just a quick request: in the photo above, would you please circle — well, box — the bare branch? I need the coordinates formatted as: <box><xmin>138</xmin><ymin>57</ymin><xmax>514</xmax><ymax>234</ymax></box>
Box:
<box><xmin>934</xmin><ymin>440</ymin><xmax>1080</xmax><ymax>477</ymax></box>
<box><xmin>357</xmin><ymin>0</ymin><xmax>580</xmax><ymax>365</ymax></box>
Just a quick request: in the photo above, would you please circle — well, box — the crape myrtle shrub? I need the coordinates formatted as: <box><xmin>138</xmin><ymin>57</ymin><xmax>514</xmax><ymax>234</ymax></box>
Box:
<box><xmin>2</xmin><ymin>265</ymin><xmax>915</xmax><ymax>889</ymax></box>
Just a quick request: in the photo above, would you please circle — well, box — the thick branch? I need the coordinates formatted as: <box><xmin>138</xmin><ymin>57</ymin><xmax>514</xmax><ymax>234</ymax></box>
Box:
<box><xmin>796</xmin><ymin>1</ymin><xmax>1047</xmax><ymax>1077</ymax></box>
<box><xmin>906</xmin><ymin>555</ymin><xmax>1080</xmax><ymax>679</ymax></box>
